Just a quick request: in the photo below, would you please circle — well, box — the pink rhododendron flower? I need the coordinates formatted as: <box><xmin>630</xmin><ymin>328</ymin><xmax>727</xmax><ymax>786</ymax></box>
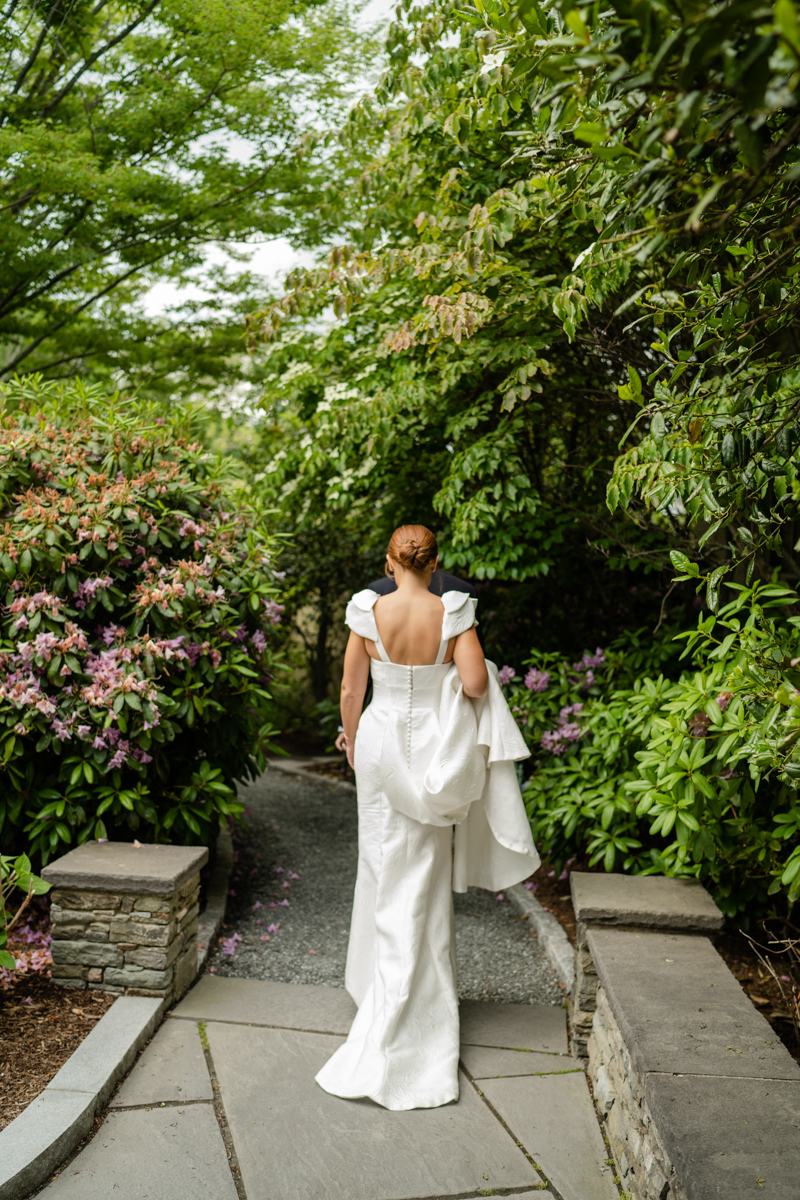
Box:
<box><xmin>497</xmin><ymin>665</ymin><xmax>515</xmax><ymax>686</ymax></box>
<box><xmin>524</xmin><ymin>668</ymin><xmax>550</xmax><ymax>692</ymax></box>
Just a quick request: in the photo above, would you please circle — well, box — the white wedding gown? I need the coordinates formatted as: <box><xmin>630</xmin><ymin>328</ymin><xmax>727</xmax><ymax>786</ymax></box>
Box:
<box><xmin>314</xmin><ymin>589</ymin><xmax>540</xmax><ymax>1111</ymax></box>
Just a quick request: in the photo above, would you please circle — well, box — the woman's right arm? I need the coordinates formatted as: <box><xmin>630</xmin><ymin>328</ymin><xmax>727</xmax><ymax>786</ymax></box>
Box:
<box><xmin>340</xmin><ymin>631</ymin><xmax>371</xmax><ymax>767</ymax></box>
<box><xmin>452</xmin><ymin>627</ymin><xmax>488</xmax><ymax>698</ymax></box>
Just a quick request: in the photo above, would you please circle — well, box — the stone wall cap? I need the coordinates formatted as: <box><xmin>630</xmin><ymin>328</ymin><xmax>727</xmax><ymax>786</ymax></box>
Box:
<box><xmin>587</xmin><ymin>926</ymin><xmax>800</xmax><ymax>1082</ymax></box>
<box><xmin>42</xmin><ymin>841</ymin><xmax>208</xmax><ymax>894</ymax></box>
<box><xmin>645</xmin><ymin>1073</ymin><xmax>800</xmax><ymax>1200</ymax></box>
<box><xmin>570</xmin><ymin>871</ymin><xmax>723</xmax><ymax>931</ymax></box>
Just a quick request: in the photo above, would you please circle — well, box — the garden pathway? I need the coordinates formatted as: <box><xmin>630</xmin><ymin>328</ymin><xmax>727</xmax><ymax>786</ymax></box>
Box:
<box><xmin>202</xmin><ymin>765</ymin><xmax>564</xmax><ymax>1005</ymax></box>
<box><xmin>34</xmin><ymin>767</ymin><xmax>618</xmax><ymax>1200</ymax></box>
<box><xmin>35</xmin><ymin>978</ymin><xmax>617</xmax><ymax>1200</ymax></box>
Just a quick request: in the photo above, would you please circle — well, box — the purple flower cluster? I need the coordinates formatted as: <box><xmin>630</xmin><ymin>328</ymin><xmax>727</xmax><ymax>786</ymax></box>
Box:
<box><xmin>540</xmin><ymin>703</ymin><xmax>585</xmax><ymax>755</ymax></box>
<box><xmin>0</xmin><ymin>915</ymin><xmax>53</xmax><ymax>990</ymax></box>
<box><xmin>75</xmin><ymin>574</ymin><xmax>112</xmax><ymax>610</ymax></box>
<box><xmin>569</xmin><ymin>648</ymin><xmax>606</xmax><ymax>690</ymax></box>
<box><xmin>262</xmin><ymin>599</ymin><xmax>284</xmax><ymax>626</ymax></box>
<box><xmin>498</xmin><ymin>665</ymin><xmax>516</xmax><ymax>686</ymax></box>
<box><xmin>524</xmin><ymin>667</ymin><xmax>550</xmax><ymax>692</ymax></box>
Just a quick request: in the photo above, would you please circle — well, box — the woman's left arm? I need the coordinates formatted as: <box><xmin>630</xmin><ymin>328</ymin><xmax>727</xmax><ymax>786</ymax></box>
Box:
<box><xmin>340</xmin><ymin>631</ymin><xmax>371</xmax><ymax>767</ymax></box>
<box><xmin>452</xmin><ymin>627</ymin><xmax>488</xmax><ymax>698</ymax></box>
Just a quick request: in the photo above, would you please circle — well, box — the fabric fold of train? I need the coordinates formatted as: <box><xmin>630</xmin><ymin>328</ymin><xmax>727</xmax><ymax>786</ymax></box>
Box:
<box><xmin>378</xmin><ymin>659</ymin><xmax>540</xmax><ymax>892</ymax></box>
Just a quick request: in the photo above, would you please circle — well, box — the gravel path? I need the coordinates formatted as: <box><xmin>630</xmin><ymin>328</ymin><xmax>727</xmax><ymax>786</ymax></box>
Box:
<box><xmin>206</xmin><ymin>766</ymin><xmax>563</xmax><ymax>1006</ymax></box>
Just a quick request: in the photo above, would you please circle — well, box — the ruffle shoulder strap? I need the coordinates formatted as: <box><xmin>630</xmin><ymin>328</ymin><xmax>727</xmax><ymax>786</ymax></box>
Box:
<box><xmin>344</xmin><ymin>588</ymin><xmax>379</xmax><ymax>640</ymax></box>
<box><xmin>441</xmin><ymin>590</ymin><xmax>478</xmax><ymax>640</ymax></box>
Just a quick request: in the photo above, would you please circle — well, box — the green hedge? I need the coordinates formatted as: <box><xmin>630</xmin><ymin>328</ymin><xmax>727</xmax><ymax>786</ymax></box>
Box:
<box><xmin>0</xmin><ymin>378</ymin><xmax>284</xmax><ymax>859</ymax></box>
<box><xmin>503</xmin><ymin>586</ymin><xmax>800</xmax><ymax>921</ymax></box>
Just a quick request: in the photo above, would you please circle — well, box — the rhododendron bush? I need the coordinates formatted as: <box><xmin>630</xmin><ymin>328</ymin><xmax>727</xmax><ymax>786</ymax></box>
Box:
<box><xmin>502</xmin><ymin>589</ymin><xmax>800</xmax><ymax>921</ymax></box>
<box><xmin>0</xmin><ymin>379</ymin><xmax>284</xmax><ymax>859</ymax></box>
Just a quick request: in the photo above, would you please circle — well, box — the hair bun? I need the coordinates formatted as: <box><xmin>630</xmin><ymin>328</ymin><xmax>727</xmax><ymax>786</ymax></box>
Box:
<box><xmin>386</xmin><ymin>524</ymin><xmax>438</xmax><ymax>575</ymax></box>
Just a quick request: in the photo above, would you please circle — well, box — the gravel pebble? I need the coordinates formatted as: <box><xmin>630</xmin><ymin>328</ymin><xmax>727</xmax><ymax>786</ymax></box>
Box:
<box><xmin>207</xmin><ymin>766</ymin><xmax>563</xmax><ymax>1007</ymax></box>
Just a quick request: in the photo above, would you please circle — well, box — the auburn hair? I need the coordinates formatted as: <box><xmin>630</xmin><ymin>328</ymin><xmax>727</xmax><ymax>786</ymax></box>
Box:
<box><xmin>386</xmin><ymin>525</ymin><xmax>438</xmax><ymax>575</ymax></box>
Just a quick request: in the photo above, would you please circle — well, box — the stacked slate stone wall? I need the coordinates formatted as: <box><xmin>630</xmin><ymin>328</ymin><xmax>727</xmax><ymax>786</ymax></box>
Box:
<box><xmin>569</xmin><ymin>878</ymin><xmax>800</xmax><ymax>1200</ymax></box>
<box><xmin>569</xmin><ymin>926</ymin><xmax>599</xmax><ymax>1057</ymax></box>
<box><xmin>50</xmin><ymin>872</ymin><xmax>200</xmax><ymax>1005</ymax></box>
<box><xmin>589</xmin><ymin>987</ymin><xmax>683</xmax><ymax>1200</ymax></box>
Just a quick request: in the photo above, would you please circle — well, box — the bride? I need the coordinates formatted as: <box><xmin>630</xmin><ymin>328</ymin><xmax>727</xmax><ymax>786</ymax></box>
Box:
<box><xmin>315</xmin><ymin>524</ymin><xmax>540</xmax><ymax>1111</ymax></box>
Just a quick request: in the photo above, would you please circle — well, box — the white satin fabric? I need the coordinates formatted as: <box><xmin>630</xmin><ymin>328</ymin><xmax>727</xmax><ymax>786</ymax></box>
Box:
<box><xmin>314</xmin><ymin>590</ymin><xmax>540</xmax><ymax>1111</ymax></box>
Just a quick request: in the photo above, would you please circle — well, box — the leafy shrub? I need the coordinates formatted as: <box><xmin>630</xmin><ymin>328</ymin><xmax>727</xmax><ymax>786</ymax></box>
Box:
<box><xmin>0</xmin><ymin>379</ymin><xmax>284</xmax><ymax>860</ymax></box>
<box><xmin>502</xmin><ymin>589</ymin><xmax>800</xmax><ymax>921</ymax></box>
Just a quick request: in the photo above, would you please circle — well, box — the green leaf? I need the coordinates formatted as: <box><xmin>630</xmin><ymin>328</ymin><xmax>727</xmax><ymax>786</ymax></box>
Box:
<box><xmin>669</xmin><ymin>550</ymin><xmax>699</xmax><ymax>577</ymax></box>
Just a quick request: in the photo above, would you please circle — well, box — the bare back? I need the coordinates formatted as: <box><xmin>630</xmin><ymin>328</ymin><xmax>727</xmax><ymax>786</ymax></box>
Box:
<box><xmin>368</xmin><ymin>591</ymin><xmax>454</xmax><ymax>665</ymax></box>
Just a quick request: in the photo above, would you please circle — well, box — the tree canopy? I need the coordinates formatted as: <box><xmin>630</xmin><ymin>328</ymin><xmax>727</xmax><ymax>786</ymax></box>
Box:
<box><xmin>252</xmin><ymin>0</ymin><xmax>800</xmax><ymax>634</ymax></box>
<box><xmin>0</xmin><ymin>0</ymin><xmax>368</xmax><ymax>398</ymax></box>
<box><xmin>245</xmin><ymin>0</ymin><xmax>800</xmax><ymax>911</ymax></box>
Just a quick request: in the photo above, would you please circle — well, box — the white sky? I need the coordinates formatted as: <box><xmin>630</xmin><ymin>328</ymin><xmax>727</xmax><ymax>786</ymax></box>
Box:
<box><xmin>142</xmin><ymin>0</ymin><xmax>395</xmax><ymax>318</ymax></box>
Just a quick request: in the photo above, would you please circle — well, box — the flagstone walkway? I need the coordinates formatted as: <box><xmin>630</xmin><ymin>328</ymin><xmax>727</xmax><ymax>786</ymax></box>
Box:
<box><xmin>35</xmin><ymin>976</ymin><xmax>618</xmax><ymax>1200</ymax></box>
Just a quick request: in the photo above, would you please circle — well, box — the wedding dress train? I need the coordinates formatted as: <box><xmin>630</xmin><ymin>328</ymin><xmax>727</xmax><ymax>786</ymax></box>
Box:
<box><xmin>314</xmin><ymin>589</ymin><xmax>540</xmax><ymax>1111</ymax></box>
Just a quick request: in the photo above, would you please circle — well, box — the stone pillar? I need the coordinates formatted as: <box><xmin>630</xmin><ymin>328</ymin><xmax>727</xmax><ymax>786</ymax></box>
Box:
<box><xmin>568</xmin><ymin>873</ymin><xmax>724</xmax><ymax>1057</ymax></box>
<box><xmin>42</xmin><ymin>841</ymin><xmax>208</xmax><ymax>1005</ymax></box>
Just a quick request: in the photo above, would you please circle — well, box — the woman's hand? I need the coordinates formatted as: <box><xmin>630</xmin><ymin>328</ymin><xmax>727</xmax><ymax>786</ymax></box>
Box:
<box><xmin>336</xmin><ymin>729</ymin><xmax>356</xmax><ymax>769</ymax></box>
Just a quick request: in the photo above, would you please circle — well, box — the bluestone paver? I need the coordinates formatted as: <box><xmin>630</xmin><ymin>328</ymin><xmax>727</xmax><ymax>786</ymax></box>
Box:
<box><xmin>37</xmin><ymin>1105</ymin><xmax>237</xmax><ymax>1199</ymax></box>
<box><xmin>171</xmin><ymin>974</ymin><xmax>357</xmax><ymax>1033</ymax></box>
<box><xmin>646</xmin><ymin>1074</ymin><xmax>800</xmax><ymax>1200</ymax></box>
<box><xmin>571</xmin><ymin>870</ymin><xmax>724</xmax><ymax>931</ymax></box>
<box><xmin>461</xmin><ymin>1044</ymin><xmax>581</xmax><ymax>1079</ymax></box>
<box><xmin>459</xmin><ymin>999</ymin><xmax>568</xmax><ymax>1053</ymax></box>
<box><xmin>481</xmin><ymin>1071</ymin><xmax>618</xmax><ymax>1200</ymax></box>
<box><xmin>588</xmin><ymin>927</ymin><xmax>800</xmax><ymax>1080</ymax></box>
<box><xmin>111</xmin><ymin>1018</ymin><xmax>212</xmax><ymax>1107</ymax></box>
<box><xmin>206</xmin><ymin>1021</ymin><xmax>541</xmax><ymax>1200</ymax></box>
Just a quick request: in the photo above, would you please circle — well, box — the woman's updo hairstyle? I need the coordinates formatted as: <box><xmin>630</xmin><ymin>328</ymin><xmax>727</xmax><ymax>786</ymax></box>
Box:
<box><xmin>386</xmin><ymin>525</ymin><xmax>438</xmax><ymax>575</ymax></box>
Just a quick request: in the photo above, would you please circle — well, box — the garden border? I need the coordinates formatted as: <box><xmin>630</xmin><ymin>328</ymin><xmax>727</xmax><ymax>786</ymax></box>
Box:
<box><xmin>506</xmin><ymin>882</ymin><xmax>576</xmax><ymax>993</ymax></box>
<box><xmin>0</xmin><ymin>824</ymin><xmax>234</xmax><ymax>1200</ymax></box>
<box><xmin>0</xmin><ymin>995</ymin><xmax>163</xmax><ymax>1200</ymax></box>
